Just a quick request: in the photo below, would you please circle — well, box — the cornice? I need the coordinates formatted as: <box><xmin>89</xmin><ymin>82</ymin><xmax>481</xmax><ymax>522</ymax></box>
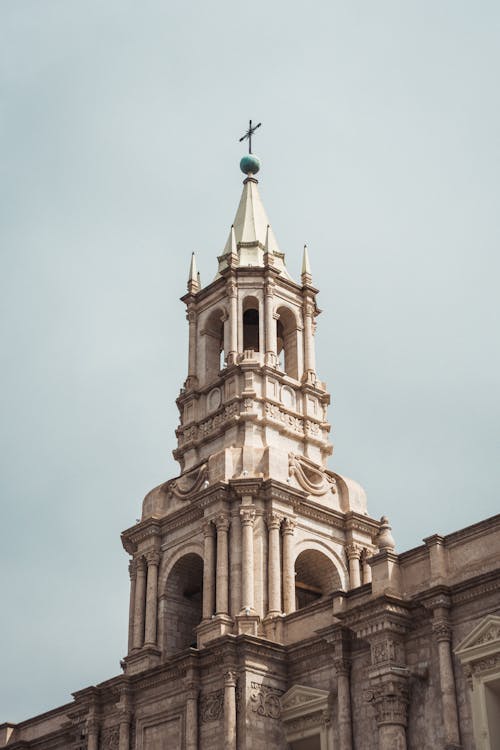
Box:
<box><xmin>335</xmin><ymin>594</ymin><xmax>412</xmax><ymax>639</ymax></box>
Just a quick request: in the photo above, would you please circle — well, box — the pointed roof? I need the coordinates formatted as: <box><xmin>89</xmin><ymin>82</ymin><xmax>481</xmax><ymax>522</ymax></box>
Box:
<box><xmin>223</xmin><ymin>178</ymin><xmax>280</xmax><ymax>254</ymax></box>
<box><xmin>216</xmin><ymin>175</ymin><xmax>293</xmax><ymax>280</ymax></box>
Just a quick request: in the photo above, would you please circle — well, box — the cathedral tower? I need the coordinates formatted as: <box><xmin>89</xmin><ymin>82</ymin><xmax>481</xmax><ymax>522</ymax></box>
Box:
<box><xmin>121</xmin><ymin>151</ymin><xmax>385</xmax><ymax>676</ymax></box>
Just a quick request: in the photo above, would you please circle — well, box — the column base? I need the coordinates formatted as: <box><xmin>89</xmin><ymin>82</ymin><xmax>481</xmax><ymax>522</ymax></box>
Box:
<box><xmin>196</xmin><ymin>614</ymin><xmax>234</xmax><ymax>648</ymax></box>
<box><xmin>121</xmin><ymin>645</ymin><xmax>161</xmax><ymax>675</ymax></box>
<box><xmin>235</xmin><ymin>612</ymin><xmax>261</xmax><ymax>636</ymax></box>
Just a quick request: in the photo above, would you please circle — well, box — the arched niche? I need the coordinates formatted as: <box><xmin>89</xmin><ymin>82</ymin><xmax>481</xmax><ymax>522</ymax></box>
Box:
<box><xmin>294</xmin><ymin>548</ymin><xmax>342</xmax><ymax>610</ymax></box>
<box><xmin>163</xmin><ymin>552</ymin><xmax>203</xmax><ymax>656</ymax></box>
<box><xmin>203</xmin><ymin>307</ymin><xmax>225</xmax><ymax>384</ymax></box>
<box><xmin>276</xmin><ymin>305</ymin><xmax>299</xmax><ymax>379</ymax></box>
<box><xmin>242</xmin><ymin>295</ymin><xmax>260</xmax><ymax>352</ymax></box>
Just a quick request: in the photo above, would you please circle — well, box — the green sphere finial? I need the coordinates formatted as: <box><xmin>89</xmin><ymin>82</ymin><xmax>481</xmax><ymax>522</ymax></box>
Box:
<box><xmin>240</xmin><ymin>154</ymin><xmax>261</xmax><ymax>175</ymax></box>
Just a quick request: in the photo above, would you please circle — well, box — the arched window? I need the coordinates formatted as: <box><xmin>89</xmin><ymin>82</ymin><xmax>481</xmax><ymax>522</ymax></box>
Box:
<box><xmin>204</xmin><ymin>308</ymin><xmax>225</xmax><ymax>383</ymax></box>
<box><xmin>164</xmin><ymin>553</ymin><xmax>203</xmax><ymax>656</ymax></box>
<box><xmin>276</xmin><ymin>306</ymin><xmax>299</xmax><ymax>379</ymax></box>
<box><xmin>294</xmin><ymin>549</ymin><xmax>341</xmax><ymax>610</ymax></box>
<box><xmin>243</xmin><ymin>296</ymin><xmax>260</xmax><ymax>352</ymax></box>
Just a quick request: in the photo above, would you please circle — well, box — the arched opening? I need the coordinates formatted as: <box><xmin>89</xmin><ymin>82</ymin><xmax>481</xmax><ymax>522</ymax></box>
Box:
<box><xmin>276</xmin><ymin>306</ymin><xmax>299</xmax><ymax>379</ymax></box>
<box><xmin>243</xmin><ymin>297</ymin><xmax>260</xmax><ymax>352</ymax></box>
<box><xmin>204</xmin><ymin>308</ymin><xmax>225</xmax><ymax>383</ymax></box>
<box><xmin>165</xmin><ymin>553</ymin><xmax>203</xmax><ymax>656</ymax></box>
<box><xmin>294</xmin><ymin>549</ymin><xmax>341</xmax><ymax>610</ymax></box>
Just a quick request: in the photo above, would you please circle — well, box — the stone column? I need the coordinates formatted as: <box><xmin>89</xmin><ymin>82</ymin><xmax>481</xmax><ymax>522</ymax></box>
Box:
<box><xmin>361</xmin><ymin>548</ymin><xmax>372</xmax><ymax>585</ymax></box>
<box><xmin>370</xmin><ymin>683</ymin><xmax>408</xmax><ymax>750</ymax></box>
<box><xmin>127</xmin><ymin>560</ymin><xmax>137</xmax><ymax>654</ymax></box>
<box><xmin>334</xmin><ymin>659</ymin><xmax>353</xmax><ymax>750</ymax></box>
<box><xmin>215</xmin><ymin>515</ymin><xmax>230</xmax><ymax>615</ymax></box>
<box><xmin>118</xmin><ymin>712</ymin><xmax>131</xmax><ymax>750</ymax></box>
<box><xmin>185</xmin><ymin>683</ymin><xmax>199</xmax><ymax>750</ymax></box>
<box><xmin>229</xmin><ymin>508</ymin><xmax>242</xmax><ymax>618</ymax></box>
<box><xmin>186</xmin><ymin>306</ymin><xmax>198</xmax><ymax>388</ymax></box>
<box><xmin>132</xmin><ymin>557</ymin><xmax>146</xmax><ymax>650</ymax></box>
<box><xmin>346</xmin><ymin>544</ymin><xmax>362</xmax><ymax>589</ymax></box>
<box><xmin>240</xmin><ymin>507</ymin><xmax>255</xmax><ymax>611</ymax></box>
<box><xmin>432</xmin><ymin>611</ymin><xmax>461</xmax><ymax>749</ymax></box>
<box><xmin>86</xmin><ymin>718</ymin><xmax>99</xmax><ymax>750</ymax></box>
<box><xmin>264</xmin><ymin>280</ymin><xmax>276</xmax><ymax>367</ymax></box>
<box><xmin>224</xmin><ymin>671</ymin><xmax>237</xmax><ymax>750</ymax></box>
<box><xmin>303</xmin><ymin>299</ymin><xmax>316</xmax><ymax>378</ymax></box>
<box><xmin>227</xmin><ymin>279</ymin><xmax>238</xmax><ymax>365</ymax></box>
<box><xmin>144</xmin><ymin>551</ymin><xmax>160</xmax><ymax>646</ymax></box>
<box><xmin>282</xmin><ymin>517</ymin><xmax>296</xmax><ymax>614</ymax></box>
<box><xmin>266</xmin><ymin>512</ymin><xmax>282</xmax><ymax>616</ymax></box>
<box><xmin>202</xmin><ymin>520</ymin><xmax>216</xmax><ymax>620</ymax></box>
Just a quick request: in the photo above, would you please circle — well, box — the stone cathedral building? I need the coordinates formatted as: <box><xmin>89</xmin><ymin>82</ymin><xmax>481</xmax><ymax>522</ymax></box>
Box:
<box><xmin>2</xmin><ymin>152</ymin><xmax>500</xmax><ymax>750</ymax></box>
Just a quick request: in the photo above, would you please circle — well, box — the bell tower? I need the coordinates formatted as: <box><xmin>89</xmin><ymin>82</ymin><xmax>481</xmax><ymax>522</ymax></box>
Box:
<box><xmin>121</xmin><ymin>149</ymin><xmax>388</xmax><ymax>676</ymax></box>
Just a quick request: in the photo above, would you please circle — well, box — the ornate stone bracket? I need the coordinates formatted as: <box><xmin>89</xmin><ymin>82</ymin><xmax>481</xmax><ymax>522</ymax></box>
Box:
<box><xmin>288</xmin><ymin>453</ymin><xmax>336</xmax><ymax>495</ymax></box>
<box><xmin>166</xmin><ymin>462</ymin><xmax>208</xmax><ymax>500</ymax></box>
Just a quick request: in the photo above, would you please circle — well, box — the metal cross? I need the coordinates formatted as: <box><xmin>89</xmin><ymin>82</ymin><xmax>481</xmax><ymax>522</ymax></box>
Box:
<box><xmin>239</xmin><ymin>119</ymin><xmax>261</xmax><ymax>153</ymax></box>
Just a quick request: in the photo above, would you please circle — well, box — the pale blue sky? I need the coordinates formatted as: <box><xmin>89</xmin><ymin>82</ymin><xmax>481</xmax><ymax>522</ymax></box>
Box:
<box><xmin>1</xmin><ymin>0</ymin><xmax>499</xmax><ymax>721</ymax></box>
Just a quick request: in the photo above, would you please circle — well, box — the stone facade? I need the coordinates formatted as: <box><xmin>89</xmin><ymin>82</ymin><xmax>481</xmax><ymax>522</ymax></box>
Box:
<box><xmin>2</xmin><ymin>157</ymin><xmax>500</xmax><ymax>750</ymax></box>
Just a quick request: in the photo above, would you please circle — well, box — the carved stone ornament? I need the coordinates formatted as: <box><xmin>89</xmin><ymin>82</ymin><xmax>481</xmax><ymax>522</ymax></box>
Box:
<box><xmin>177</xmin><ymin>402</ymin><xmax>240</xmax><ymax>448</ymax></box>
<box><xmin>239</xmin><ymin>507</ymin><xmax>256</xmax><ymax>526</ymax></box>
<box><xmin>199</xmin><ymin>689</ymin><xmax>224</xmax><ymax>723</ymax></box>
<box><xmin>250</xmin><ymin>681</ymin><xmax>284</xmax><ymax>719</ymax></box>
<box><xmin>288</xmin><ymin>453</ymin><xmax>336</xmax><ymax>495</ymax></box>
<box><xmin>365</xmin><ymin>683</ymin><xmax>409</xmax><ymax>727</ymax></box>
<box><xmin>100</xmin><ymin>725</ymin><xmax>119</xmax><ymax>750</ymax></box>
<box><xmin>166</xmin><ymin>462</ymin><xmax>208</xmax><ymax>500</ymax></box>
<box><xmin>432</xmin><ymin>617</ymin><xmax>452</xmax><ymax>642</ymax></box>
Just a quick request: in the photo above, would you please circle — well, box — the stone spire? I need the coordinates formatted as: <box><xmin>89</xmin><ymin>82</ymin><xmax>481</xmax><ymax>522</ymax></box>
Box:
<box><xmin>301</xmin><ymin>244</ymin><xmax>312</xmax><ymax>285</ymax></box>
<box><xmin>187</xmin><ymin>252</ymin><xmax>200</xmax><ymax>294</ymax></box>
<box><xmin>216</xmin><ymin>157</ymin><xmax>292</xmax><ymax>280</ymax></box>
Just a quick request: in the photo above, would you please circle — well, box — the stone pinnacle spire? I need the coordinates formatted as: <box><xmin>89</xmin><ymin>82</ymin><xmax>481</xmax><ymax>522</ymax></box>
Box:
<box><xmin>187</xmin><ymin>252</ymin><xmax>200</xmax><ymax>294</ymax></box>
<box><xmin>301</xmin><ymin>244</ymin><xmax>312</xmax><ymax>285</ymax></box>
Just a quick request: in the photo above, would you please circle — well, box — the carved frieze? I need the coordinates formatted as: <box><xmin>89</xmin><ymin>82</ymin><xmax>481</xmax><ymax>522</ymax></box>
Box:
<box><xmin>250</xmin><ymin>681</ymin><xmax>284</xmax><ymax>719</ymax></box>
<box><xmin>100</xmin><ymin>725</ymin><xmax>119</xmax><ymax>750</ymax></box>
<box><xmin>200</xmin><ymin>689</ymin><xmax>224</xmax><ymax>723</ymax></box>
<box><xmin>177</xmin><ymin>402</ymin><xmax>240</xmax><ymax>448</ymax></box>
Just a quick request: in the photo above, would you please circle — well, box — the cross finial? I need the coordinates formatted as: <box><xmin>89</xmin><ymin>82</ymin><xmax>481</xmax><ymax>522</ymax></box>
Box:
<box><xmin>239</xmin><ymin>119</ymin><xmax>261</xmax><ymax>154</ymax></box>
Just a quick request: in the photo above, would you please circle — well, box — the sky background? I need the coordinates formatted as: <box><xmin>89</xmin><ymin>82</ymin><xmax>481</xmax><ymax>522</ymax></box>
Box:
<box><xmin>1</xmin><ymin>0</ymin><xmax>499</xmax><ymax>722</ymax></box>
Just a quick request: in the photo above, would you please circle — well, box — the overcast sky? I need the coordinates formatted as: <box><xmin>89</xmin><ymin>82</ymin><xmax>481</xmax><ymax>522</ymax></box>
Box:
<box><xmin>1</xmin><ymin>0</ymin><xmax>499</xmax><ymax>722</ymax></box>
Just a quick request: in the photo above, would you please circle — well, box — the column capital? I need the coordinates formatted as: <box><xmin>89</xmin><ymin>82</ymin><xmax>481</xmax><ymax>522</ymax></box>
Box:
<box><xmin>266</xmin><ymin>511</ymin><xmax>282</xmax><ymax>530</ymax></box>
<box><xmin>226</xmin><ymin>279</ymin><xmax>237</xmax><ymax>298</ymax></box>
<box><xmin>333</xmin><ymin>657</ymin><xmax>351</xmax><ymax>677</ymax></box>
<box><xmin>346</xmin><ymin>543</ymin><xmax>362</xmax><ymax>561</ymax></box>
<box><xmin>145</xmin><ymin>550</ymin><xmax>160</xmax><ymax>566</ymax></box>
<box><xmin>239</xmin><ymin>507</ymin><xmax>256</xmax><ymax>527</ymax></box>
<box><xmin>202</xmin><ymin>519</ymin><xmax>216</xmax><ymax>538</ymax></box>
<box><xmin>432</xmin><ymin>617</ymin><xmax>452</xmax><ymax>642</ymax></box>
<box><xmin>215</xmin><ymin>514</ymin><xmax>231</xmax><ymax>533</ymax></box>
<box><xmin>365</xmin><ymin>682</ymin><xmax>409</xmax><ymax>728</ymax></box>
<box><xmin>224</xmin><ymin>670</ymin><xmax>238</xmax><ymax>688</ymax></box>
<box><xmin>135</xmin><ymin>556</ymin><xmax>147</xmax><ymax>572</ymax></box>
<box><xmin>282</xmin><ymin>517</ymin><xmax>296</xmax><ymax>535</ymax></box>
<box><xmin>185</xmin><ymin>682</ymin><xmax>200</xmax><ymax>701</ymax></box>
<box><xmin>128</xmin><ymin>559</ymin><xmax>137</xmax><ymax>580</ymax></box>
<box><xmin>264</xmin><ymin>280</ymin><xmax>276</xmax><ymax>297</ymax></box>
